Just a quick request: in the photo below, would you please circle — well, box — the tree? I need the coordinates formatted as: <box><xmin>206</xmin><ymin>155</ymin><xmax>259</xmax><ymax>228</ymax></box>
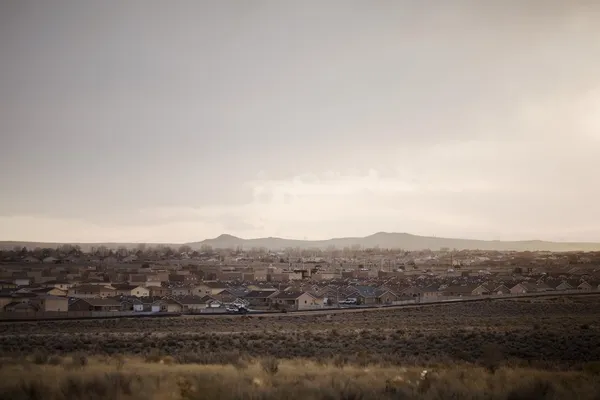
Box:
<box><xmin>178</xmin><ymin>245</ymin><xmax>192</xmax><ymax>254</ymax></box>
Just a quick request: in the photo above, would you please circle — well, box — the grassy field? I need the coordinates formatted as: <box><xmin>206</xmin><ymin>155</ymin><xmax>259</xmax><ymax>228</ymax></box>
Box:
<box><xmin>1</xmin><ymin>296</ymin><xmax>599</xmax><ymax>399</ymax></box>
<box><xmin>2</xmin><ymin>356</ymin><xmax>600</xmax><ymax>400</ymax></box>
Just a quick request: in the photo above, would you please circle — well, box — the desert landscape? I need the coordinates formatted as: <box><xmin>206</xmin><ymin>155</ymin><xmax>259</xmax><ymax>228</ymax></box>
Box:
<box><xmin>1</xmin><ymin>295</ymin><xmax>600</xmax><ymax>399</ymax></box>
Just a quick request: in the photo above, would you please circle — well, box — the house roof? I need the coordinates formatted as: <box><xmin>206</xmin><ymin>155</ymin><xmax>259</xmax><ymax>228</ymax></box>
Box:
<box><xmin>73</xmin><ymin>285</ymin><xmax>115</xmax><ymax>293</ymax></box>
<box><xmin>270</xmin><ymin>291</ymin><xmax>313</xmax><ymax>300</ymax></box>
<box><xmin>112</xmin><ymin>284</ymin><xmax>141</xmax><ymax>291</ymax></box>
<box><xmin>73</xmin><ymin>298</ymin><xmax>121</xmax><ymax>307</ymax></box>
<box><xmin>176</xmin><ymin>295</ymin><xmax>211</xmax><ymax>305</ymax></box>
<box><xmin>4</xmin><ymin>301</ymin><xmax>39</xmax><ymax>311</ymax></box>
<box><xmin>443</xmin><ymin>284</ymin><xmax>479</xmax><ymax>294</ymax></box>
<box><xmin>32</xmin><ymin>287</ymin><xmax>67</xmax><ymax>295</ymax></box>
<box><xmin>32</xmin><ymin>294</ymin><xmax>67</xmax><ymax>301</ymax></box>
<box><xmin>347</xmin><ymin>285</ymin><xmax>382</xmax><ymax>298</ymax></box>
<box><xmin>243</xmin><ymin>290</ymin><xmax>279</xmax><ymax>299</ymax></box>
<box><xmin>201</xmin><ymin>281</ymin><xmax>229</xmax><ymax>289</ymax></box>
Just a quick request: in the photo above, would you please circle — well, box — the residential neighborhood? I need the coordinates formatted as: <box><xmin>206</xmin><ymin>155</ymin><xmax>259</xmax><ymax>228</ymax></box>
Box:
<box><xmin>1</xmin><ymin>244</ymin><xmax>600</xmax><ymax>318</ymax></box>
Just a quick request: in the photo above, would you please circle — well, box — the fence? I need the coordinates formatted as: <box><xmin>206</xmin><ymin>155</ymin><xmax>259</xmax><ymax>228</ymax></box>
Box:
<box><xmin>418</xmin><ymin>288</ymin><xmax>599</xmax><ymax>303</ymax></box>
<box><xmin>0</xmin><ymin>311</ymin><xmax>175</xmax><ymax>321</ymax></box>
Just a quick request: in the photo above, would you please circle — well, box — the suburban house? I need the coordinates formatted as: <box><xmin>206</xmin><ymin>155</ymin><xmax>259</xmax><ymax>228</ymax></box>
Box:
<box><xmin>69</xmin><ymin>285</ymin><xmax>116</xmax><ymax>299</ymax></box>
<box><xmin>149</xmin><ymin>286</ymin><xmax>171</xmax><ymax>297</ymax></box>
<box><xmin>191</xmin><ymin>284</ymin><xmax>213</xmax><ymax>297</ymax></box>
<box><xmin>42</xmin><ymin>280</ymin><xmax>73</xmax><ymax>291</ymax></box>
<box><xmin>30</xmin><ymin>295</ymin><xmax>69</xmax><ymax>312</ymax></box>
<box><xmin>152</xmin><ymin>298</ymin><xmax>183</xmax><ymax>313</ymax></box>
<box><xmin>171</xmin><ymin>286</ymin><xmax>194</xmax><ymax>297</ymax></box>
<box><xmin>31</xmin><ymin>287</ymin><xmax>67</xmax><ymax>297</ymax></box>
<box><xmin>243</xmin><ymin>290</ymin><xmax>279</xmax><ymax>308</ymax></box>
<box><xmin>377</xmin><ymin>290</ymin><xmax>399</xmax><ymax>304</ymax></box>
<box><xmin>346</xmin><ymin>286</ymin><xmax>381</xmax><ymax>305</ymax></box>
<box><xmin>128</xmin><ymin>274</ymin><xmax>148</xmax><ymax>285</ymax></box>
<box><xmin>4</xmin><ymin>301</ymin><xmax>39</xmax><ymax>312</ymax></box>
<box><xmin>14</xmin><ymin>277</ymin><xmax>32</xmax><ymax>287</ymax></box>
<box><xmin>212</xmin><ymin>288</ymin><xmax>247</xmax><ymax>303</ymax></box>
<box><xmin>112</xmin><ymin>284</ymin><xmax>150</xmax><ymax>298</ymax></box>
<box><xmin>119</xmin><ymin>297</ymin><xmax>145</xmax><ymax>312</ymax></box>
<box><xmin>69</xmin><ymin>298</ymin><xmax>122</xmax><ymax>312</ymax></box>
<box><xmin>176</xmin><ymin>295</ymin><xmax>220</xmax><ymax>312</ymax></box>
<box><xmin>492</xmin><ymin>285</ymin><xmax>511</xmax><ymax>295</ymax></box>
<box><xmin>269</xmin><ymin>291</ymin><xmax>321</xmax><ymax>310</ymax></box>
<box><xmin>510</xmin><ymin>282</ymin><xmax>539</xmax><ymax>294</ymax></box>
<box><xmin>577</xmin><ymin>281</ymin><xmax>594</xmax><ymax>291</ymax></box>
<box><xmin>197</xmin><ymin>282</ymin><xmax>230</xmax><ymax>296</ymax></box>
<box><xmin>471</xmin><ymin>284</ymin><xmax>492</xmax><ymax>295</ymax></box>
<box><xmin>422</xmin><ymin>285</ymin><xmax>441</xmax><ymax>300</ymax></box>
<box><xmin>0</xmin><ymin>281</ymin><xmax>17</xmax><ymax>290</ymax></box>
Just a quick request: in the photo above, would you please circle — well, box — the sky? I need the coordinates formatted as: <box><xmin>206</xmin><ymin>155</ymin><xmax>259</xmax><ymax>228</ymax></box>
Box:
<box><xmin>1</xmin><ymin>1</ymin><xmax>600</xmax><ymax>244</ymax></box>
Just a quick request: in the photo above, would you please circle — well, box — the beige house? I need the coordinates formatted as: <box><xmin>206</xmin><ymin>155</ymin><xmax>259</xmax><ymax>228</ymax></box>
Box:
<box><xmin>153</xmin><ymin>298</ymin><xmax>183</xmax><ymax>313</ymax></box>
<box><xmin>377</xmin><ymin>290</ymin><xmax>398</xmax><ymax>304</ymax></box>
<box><xmin>31</xmin><ymin>295</ymin><xmax>69</xmax><ymax>312</ymax></box>
<box><xmin>510</xmin><ymin>283</ymin><xmax>537</xmax><ymax>294</ymax></box>
<box><xmin>43</xmin><ymin>281</ymin><xmax>74</xmax><ymax>291</ymax></box>
<box><xmin>69</xmin><ymin>285</ymin><xmax>116</xmax><ymax>299</ymax></box>
<box><xmin>69</xmin><ymin>298</ymin><xmax>122</xmax><ymax>312</ymax></box>
<box><xmin>191</xmin><ymin>284</ymin><xmax>213</xmax><ymax>297</ymax></box>
<box><xmin>269</xmin><ymin>291</ymin><xmax>321</xmax><ymax>310</ymax></box>
<box><xmin>112</xmin><ymin>284</ymin><xmax>150</xmax><ymax>297</ymax></box>
<box><xmin>33</xmin><ymin>287</ymin><xmax>67</xmax><ymax>297</ymax></box>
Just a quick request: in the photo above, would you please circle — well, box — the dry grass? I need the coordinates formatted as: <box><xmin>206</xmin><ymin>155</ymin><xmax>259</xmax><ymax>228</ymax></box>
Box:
<box><xmin>1</xmin><ymin>356</ymin><xmax>600</xmax><ymax>400</ymax></box>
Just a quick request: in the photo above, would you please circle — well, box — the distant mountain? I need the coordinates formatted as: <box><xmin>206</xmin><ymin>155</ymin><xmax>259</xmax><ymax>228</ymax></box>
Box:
<box><xmin>186</xmin><ymin>232</ymin><xmax>600</xmax><ymax>252</ymax></box>
<box><xmin>2</xmin><ymin>232</ymin><xmax>600</xmax><ymax>252</ymax></box>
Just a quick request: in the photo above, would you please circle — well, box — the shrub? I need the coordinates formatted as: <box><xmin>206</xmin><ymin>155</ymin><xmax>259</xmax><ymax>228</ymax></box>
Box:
<box><xmin>31</xmin><ymin>351</ymin><xmax>49</xmax><ymax>365</ymax></box>
<box><xmin>70</xmin><ymin>353</ymin><xmax>88</xmax><ymax>369</ymax></box>
<box><xmin>260</xmin><ymin>357</ymin><xmax>279</xmax><ymax>375</ymax></box>
<box><xmin>583</xmin><ymin>361</ymin><xmax>600</xmax><ymax>375</ymax></box>
<box><xmin>481</xmin><ymin>343</ymin><xmax>504</xmax><ymax>373</ymax></box>
<box><xmin>48</xmin><ymin>355</ymin><xmax>62</xmax><ymax>366</ymax></box>
<box><xmin>145</xmin><ymin>349</ymin><xmax>162</xmax><ymax>363</ymax></box>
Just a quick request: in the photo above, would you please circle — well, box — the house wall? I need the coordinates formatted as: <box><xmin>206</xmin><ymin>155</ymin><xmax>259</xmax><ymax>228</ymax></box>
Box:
<box><xmin>166</xmin><ymin>304</ymin><xmax>182</xmax><ymax>313</ymax></box>
<box><xmin>510</xmin><ymin>285</ymin><xmax>527</xmax><ymax>294</ymax></box>
<box><xmin>69</xmin><ymin>300</ymin><xmax>93</xmax><ymax>312</ymax></box>
<box><xmin>150</xmin><ymin>287</ymin><xmax>171</xmax><ymax>297</ymax></box>
<box><xmin>191</xmin><ymin>286</ymin><xmax>212</xmax><ymax>297</ymax></box>
<box><xmin>131</xmin><ymin>287</ymin><xmax>150</xmax><ymax>297</ymax></box>
<box><xmin>423</xmin><ymin>291</ymin><xmax>439</xmax><ymax>299</ymax></box>
<box><xmin>378</xmin><ymin>292</ymin><xmax>397</xmax><ymax>304</ymax></box>
<box><xmin>360</xmin><ymin>296</ymin><xmax>377</xmax><ymax>305</ymax></box>
<box><xmin>555</xmin><ymin>283</ymin><xmax>572</xmax><ymax>291</ymax></box>
<box><xmin>296</xmin><ymin>293</ymin><xmax>321</xmax><ymax>310</ymax></box>
<box><xmin>0</xmin><ymin>298</ymin><xmax>14</xmax><ymax>309</ymax></box>
<box><xmin>183</xmin><ymin>303</ymin><xmax>206</xmax><ymax>312</ymax></box>
<box><xmin>41</xmin><ymin>298</ymin><xmax>68</xmax><ymax>312</ymax></box>
<box><xmin>472</xmin><ymin>286</ymin><xmax>489</xmax><ymax>295</ymax></box>
<box><xmin>172</xmin><ymin>288</ymin><xmax>192</xmax><ymax>296</ymax></box>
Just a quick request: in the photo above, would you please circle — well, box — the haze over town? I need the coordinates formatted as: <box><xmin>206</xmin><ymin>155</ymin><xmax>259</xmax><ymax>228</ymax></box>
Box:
<box><xmin>2</xmin><ymin>1</ymin><xmax>600</xmax><ymax>244</ymax></box>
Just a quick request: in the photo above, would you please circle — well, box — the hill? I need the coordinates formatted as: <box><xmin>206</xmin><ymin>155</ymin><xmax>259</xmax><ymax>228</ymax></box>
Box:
<box><xmin>2</xmin><ymin>232</ymin><xmax>600</xmax><ymax>252</ymax></box>
<box><xmin>186</xmin><ymin>232</ymin><xmax>600</xmax><ymax>252</ymax></box>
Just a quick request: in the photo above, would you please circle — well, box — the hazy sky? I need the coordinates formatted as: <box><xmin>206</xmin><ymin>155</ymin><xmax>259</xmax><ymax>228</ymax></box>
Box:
<box><xmin>2</xmin><ymin>1</ymin><xmax>600</xmax><ymax>243</ymax></box>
